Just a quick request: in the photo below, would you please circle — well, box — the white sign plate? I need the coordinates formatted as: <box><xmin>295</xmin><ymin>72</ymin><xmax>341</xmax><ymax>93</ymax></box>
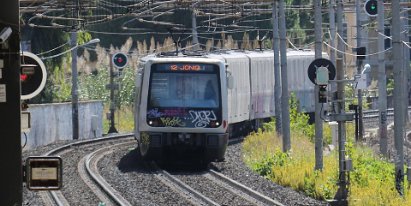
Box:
<box><xmin>32</xmin><ymin>167</ymin><xmax>58</xmax><ymax>180</ymax></box>
<box><xmin>355</xmin><ymin>74</ymin><xmax>367</xmax><ymax>90</ymax></box>
<box><xmin>0</xmin><ymin>84</ymin><xmax>6</xmax><ymax>102</ymax></box>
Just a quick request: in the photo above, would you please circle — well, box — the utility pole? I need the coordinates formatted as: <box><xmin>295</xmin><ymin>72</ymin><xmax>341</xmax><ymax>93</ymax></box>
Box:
<box><xmin>71</xmin><ymin>0</ymin><xmax>80</xmax><ymax>140</ymax></box>
<box><xmin>314</xmin><ymin>0</ymin><xmax>323</xmax><ymax>170</ymax></box>
<box><xmin>328</xmin><ymin>0</ymin><xmax>337</xmax><ymax>104</ymax></box>
<box><xmin>71</xmin><ymin>31</ymin><xmax>79</xmax><ymax>140</ymax></box>
<box><xmin>392</xmin><ymin>0</ymin><xmax>405</xmax><ymax>195</ymax></box>
<box><xmin>0</xmin><ymin>0</ymin><xmax>22</xmax><ymax>204</ymax></box>
<box><xmin>329</xmin><ymin>0</ymin><xmax>336</xmax><ymax>66</ymax></box>
<box><xmin>191</xmin><ymin>8</ymin><xmax>200</xmax><ymax>51</ymax></box>
<box><xmin>108</xmin><ymin>53</ymin><xmax>118</xmax><ymax>134</ymax></box>
<box><xmin>355</xmin><ymin>0</ymin><xmax>363</xmax><ymax>141</ymax></box>
<box><xmin>279</xmin><ymin>0</ymin><xmax>290</xmax><ymax>152</ymax></box>
<box><xmin>272</xmin><ymin>0</ymin><xmax>282</xmax><ymax>136</ymax></box>
<box><xmin>333</xmin><ymin>0</ymin><xmax>349</xmax><ymax>204</ymax></box>
<box><xmin>402</xmin><ymin>0</ymin><xmax>410</xmax><ymax>124</ymax></box>
<box><xmin>377</xmin><ymin>0</ymin><xmax>388</xmax><ymax>156</ymax></box>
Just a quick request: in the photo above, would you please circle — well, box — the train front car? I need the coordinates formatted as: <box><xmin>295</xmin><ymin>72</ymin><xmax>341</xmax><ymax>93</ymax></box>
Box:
<box><xmin>135</xmin><ymin>56</ymin><xmax>229</xmax><ymax>162</ymax></box>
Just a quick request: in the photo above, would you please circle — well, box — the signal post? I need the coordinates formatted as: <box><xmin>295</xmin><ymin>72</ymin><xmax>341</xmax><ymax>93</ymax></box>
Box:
<box><xmin>0</xmin><ymin>1</ymin><xmax>22</xmax><ymax>205</ymax></box>
<box><xmin>0</xmin><ymin>3</ymin><xmax>62</xmax><ymax>204</ymax></box>
<box><xmin>107</xmin><ymin>52</ymin><xmax>128</xmax><ymax>134</ymax></box>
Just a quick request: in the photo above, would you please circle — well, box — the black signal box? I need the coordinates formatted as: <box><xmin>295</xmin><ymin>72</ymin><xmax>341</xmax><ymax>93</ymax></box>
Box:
<box><xmin>25</xmin><ymin>156</ymin><xmax>62</xmax><ymax>190</ymax></box>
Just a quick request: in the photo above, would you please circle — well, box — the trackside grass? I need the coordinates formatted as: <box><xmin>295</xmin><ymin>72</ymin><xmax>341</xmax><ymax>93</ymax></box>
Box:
<box><xmin>103</xmin><ymin>106</ymin><xmax>134</xmax><ymax>134</ymax></box>
<box><xmin>242</xmin><ymin>127</ymin><xmax>411</xmax><ymax>205</ymax></box>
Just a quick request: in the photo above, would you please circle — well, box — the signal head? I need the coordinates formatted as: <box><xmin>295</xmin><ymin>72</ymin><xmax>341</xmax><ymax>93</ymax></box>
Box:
<box><xmin>112</xmin><ymin>52</ymin><xmax>128</xmax><ymax>69</ymax></box>
<box><xmin>20</xmin><ymin>52</ymin><xmax>47</xmax><ymax>100</ymax></box>
<box><xmin>364</xmin><ymin>0</ymin><xmax>378</xmax><ymax>17</ymax></box>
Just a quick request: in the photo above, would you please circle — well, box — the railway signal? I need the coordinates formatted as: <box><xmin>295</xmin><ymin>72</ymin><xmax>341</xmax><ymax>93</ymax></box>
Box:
<box><xmin>20</xmin><ymin>52</ymin><xmax>47</xmax><ymax>100</ymax></box>
<box><xmin>307</xmin><ymin>58</ymin><xmax>336</xmax><ymax>103</ymax></box>
<box><xmin>308</xmin><ymin>58</ymin><xmax>336</xmax><ymax>86</ymax></box>
<box><xmin>112</xmin><ymin>52</ymin><xmax>128</xmax><ymax>70</ymax></box>
<box><xmin>19</xmin><ymin>54</ymin><xmax>62</xmax><ymax>191</ymax></box>
<box><xmin>364</xmin><ymin>0</ymin><xmax>378</xmax><ymax>17</ymax></box>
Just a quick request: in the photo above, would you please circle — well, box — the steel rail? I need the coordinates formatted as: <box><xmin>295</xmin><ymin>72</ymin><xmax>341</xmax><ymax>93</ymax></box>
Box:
<box><xmin>40</xmin><ymin>133</ymin><xmax>134</xmax><ymax>206</ymax></box>
<box><xmin>84</xmin><ymin>141</ymin><xmax>135</xmax><ymax>206</ymax></box>
<box><xmin>206</xmin><ymin>169</ymin><xmax>285</xmax><ymax>206</ymax></box>
<box><xmin>149</xmin><ymin>162</ymin><xmax>220</xmax><ymax>206</ymax></box>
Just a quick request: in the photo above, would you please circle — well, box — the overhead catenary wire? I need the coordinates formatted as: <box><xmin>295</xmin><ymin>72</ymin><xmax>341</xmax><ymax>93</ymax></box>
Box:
<box><xmin>22</xmin><ymin>0</ymin><xmax>411</xmax><ymax>62</ymax></box>
<box><xmin>35</xmin><ymin>40</ymin><xmax>71</xmax><ymax>56</ymax></box>
<box><xmin>323</xmin><ymin>41</ymin><xmax>392</xmax><ymax>57</ymax></box>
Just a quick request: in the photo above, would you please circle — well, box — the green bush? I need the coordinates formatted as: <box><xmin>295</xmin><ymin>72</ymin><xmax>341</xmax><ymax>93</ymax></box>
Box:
<box><xmin>243</xmin><ymin>124</ymin><xmax>411</xmax><ymax>205</ymax></box>
<box><xmin>252</xmin><ymin>150</ymin><xmax>290</xmax><ymax>177</ymax></box>
<box><xmin>79</xmin><ymin>66</ymin><xmax>110</xmax><ymax>102</ymax></box>
<box><xmin>263</xmin><ymin>93</ymin><xmax>314</xmax><ymax>140</ymax></box>
<box><xmin>47</xmin><ymin>65</ymin><xmax>72</xmax><ymax>102</ymax></box>
<box><xmin>118</xmin><ymin>66</ymin><xmax>136</xmax><ymax>107</ymax></box>
<box><xmin>244</xmin><ymin>95</ymin><xmax>410</xmax><ymax>205</ymax></box>
<box><xmin>78</xmin><ymin>65</ymin><xmax>136</xmax><ymax>107</ymax></box>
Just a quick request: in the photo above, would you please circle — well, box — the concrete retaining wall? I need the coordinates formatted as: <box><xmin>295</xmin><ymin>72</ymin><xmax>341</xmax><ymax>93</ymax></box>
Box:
<box><xmin>22</xmin><ymin>101</ymin><xmax>103</xmax><ymax>149</ymax></box>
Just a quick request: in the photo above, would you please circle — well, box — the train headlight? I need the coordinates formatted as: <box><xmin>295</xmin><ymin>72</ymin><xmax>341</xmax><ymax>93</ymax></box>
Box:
<box><xmin>148</xmin><ymin>120</ymin><xmax>158</xmax><ymax>126</ymax></box>
<box><xmin>210</xmin><ymin>121</ymin><xmax>220</xmax><ymax>128</ymax></box>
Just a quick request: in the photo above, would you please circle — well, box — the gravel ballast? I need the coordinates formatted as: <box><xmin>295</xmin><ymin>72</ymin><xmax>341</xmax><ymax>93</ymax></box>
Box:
<box><xmin>22</xmin><ymin>138</ymin><xmax>328</xmax><ymax>206</ymax></box>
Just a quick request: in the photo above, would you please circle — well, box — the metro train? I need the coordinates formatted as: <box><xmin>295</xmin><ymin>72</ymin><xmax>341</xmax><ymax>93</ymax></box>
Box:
<box><xmin>134</xmin><ymin>49</ymin><xmax>320</xmax><ymax>162</ymax></box>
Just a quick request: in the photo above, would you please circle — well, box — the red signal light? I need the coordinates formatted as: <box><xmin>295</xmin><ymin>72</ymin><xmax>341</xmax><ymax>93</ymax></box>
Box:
<box><xmin>20</xmin><ymin>74</ymin><xmax>28</xmax><ymax>82</ymax></box>
<box><xmin>112</xmin><ymin>52</ymin><xmax>128</xmax><ymax>69</ymax></box>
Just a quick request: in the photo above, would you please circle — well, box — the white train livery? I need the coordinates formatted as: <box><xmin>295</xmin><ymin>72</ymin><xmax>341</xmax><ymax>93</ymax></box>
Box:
<box><xmin>134</xmin><ymin>50</ymin><xmax>320</xmax><ymax>162</ymax></box>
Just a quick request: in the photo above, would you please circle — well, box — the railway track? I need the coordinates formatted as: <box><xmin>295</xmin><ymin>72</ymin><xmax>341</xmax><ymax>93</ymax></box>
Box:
<box><xmin>39</xmin><ymin>133</ymin><xmax>134</xmax><ymax>206</ymax></box>
<box><xmin>357</xmin><ymin>107</ymin><xmax>411</xmax><ymax>128</ymax></box>
<box><xmin>149</xmin><ymin>161</ymin><xmax>285</xmax><ymax>206</ymax></box>
<box><xmin>82</xmin><ymin>141</ymin><xmax>134</xmax><ymax>206</ymax></box>
<box><xmin>35</xmin><ymin>135</ymin><xmax>286</xmax><ymax>206</ymax></box>
<box><xmin>27</xmin><ymin>106</ymin><xmax>399</xmax><ymax>206</ymax></box>
<box><xmin>23</xmin><ymin>134</ymin><xmax>325</xmax><ymax>206</ymax></box>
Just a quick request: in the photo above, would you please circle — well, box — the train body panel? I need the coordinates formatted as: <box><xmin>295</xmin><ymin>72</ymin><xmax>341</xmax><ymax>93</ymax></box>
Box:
<box><xmin>286</xmin><ymin>50</ymin><xmax>320</xmax><ymax>113</ymax></box>
<box><xmin>245</xmin><ymin>51</ymin><xmax>276</xmax><ymax>120</ymax></box>
<box><xmin>209</xmin><ymin>50</ymin><xmax>324</xmax><ymax>124</ymax></box>
<box><xmin>206</xmin><ymin>53</ymin><xmax>251</xmax><ymax>124</ymax></box>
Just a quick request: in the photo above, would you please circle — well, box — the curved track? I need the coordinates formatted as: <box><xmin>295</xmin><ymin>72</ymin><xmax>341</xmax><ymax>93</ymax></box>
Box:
<box><xmin>25</xmin><ymin>135</ymin><xmax>323</xmax><ymax>206</ymax></box>
<box><xmin>40</xmin><ymin>133</ymin><xmax>134</xmax><ymax>206</ymax></box>
<box><xmin>82</xmin><ymin>141</ymin><xmax>134</xmax><ymax>206</ymax></box>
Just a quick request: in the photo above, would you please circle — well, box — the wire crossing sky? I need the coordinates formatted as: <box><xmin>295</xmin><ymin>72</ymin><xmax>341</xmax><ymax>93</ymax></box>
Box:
<box><xmin>20</xmin><ymin>0</ymin><xmax>276</xmax><ymax>32</ymax></box>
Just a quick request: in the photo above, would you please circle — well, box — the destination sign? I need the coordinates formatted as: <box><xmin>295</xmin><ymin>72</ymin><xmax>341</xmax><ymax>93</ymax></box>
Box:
<box><xmin>153</xmin><ymin>63</ymin><xmax>217</xmax><ymax>72</ymax></box>
<box><xmin>170</xmin><ymin>64</ymin><xmax>201</xmax><ymax>71</ymax></box>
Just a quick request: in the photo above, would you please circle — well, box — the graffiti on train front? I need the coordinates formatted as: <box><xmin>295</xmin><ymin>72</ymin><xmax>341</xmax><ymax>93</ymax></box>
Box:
<box><xmin>189</xmin><ymin>110</ymin><xmax>217</xmax><ymax>128</ymax></box>
<box><xmin>160</xmin><ymin>117</ymin><xmax>186</xmax><ymax>127</ymax></box>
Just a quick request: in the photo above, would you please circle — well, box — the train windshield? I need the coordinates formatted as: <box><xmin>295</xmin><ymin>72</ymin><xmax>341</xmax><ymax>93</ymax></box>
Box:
<box><xmin>149</xmin><ymin>63</ymin><xmax>221</xmax><ymax>108</ymax></box>
<box><xmin>147</xmin><ymin>63</ymin><xmax>222</xmax><ymax>128</ymax></box>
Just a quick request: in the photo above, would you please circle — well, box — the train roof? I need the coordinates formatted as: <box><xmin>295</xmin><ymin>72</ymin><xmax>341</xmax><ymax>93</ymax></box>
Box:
<box><xmin>138</xmin><ymin>52</ymin><xmax>223</xmax><ymax>65</ymax></box>
<box><xmin>139</xmin><ymin>49</ymin><xmax>328</xmax><ymax>62</ymax></box>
